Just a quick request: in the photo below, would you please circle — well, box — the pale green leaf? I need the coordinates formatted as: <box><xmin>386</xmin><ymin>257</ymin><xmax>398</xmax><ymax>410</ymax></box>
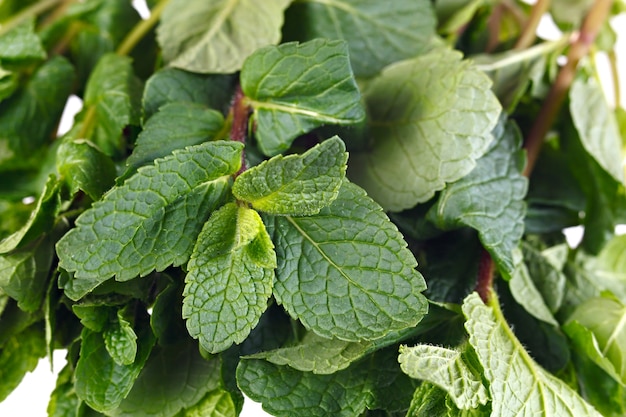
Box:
<box><xmin>593</xmin><ymin>234</ymin><xmax>626</xmax><ymax>282</ymax></box>
<box><xmin>428</xmin><ymin>118</ymin><xmax>527</xmax><ymax>278</ymax></box>
<box><xmin>407</xmin><ymin>382</ymin><xmax>490</xmax><ymax>417</ymax></box>
<box><xmin>350</xmin><ymin>48</ymin><xmax>501</xmax><ymax>211</ymax></box>
<box><xmin>283</xmin><ymin>0</ymin><xmax>436</xmax><ymax>77</ymax></box>
<box><xmin>0</xmin><ymin>66</ymin><xmax>18</xmax><ymax>102</ymax></box>
<box><xmin>184</xmin><ymin>203</ymin><xmax>275</xmax><ymax>353</ymax></box>
<box><xmin>398</xmin><ymin>344</ymin><xmax>489</xmax><ymax>410</ymax></box>
<box><xmin>56</xmin><ymin>141</ymin><xmax>243</xmax><ymax>300</ymax></box>
<box><xmin>241</xmin><ymin>39</ymin><xmax>365</xmax><ymax>156</ymax></box>
<box><xmin>103</xmin><ymin>311</ymin><xmax>137</xmax><ymax>366</ymax></box>
<box><xmin>0</xmin><ymin>325</ymin><xmax>45</xmax><ymax>402</ymax></box>
<box><xmin>177</xmin><ymin>389</ymin><xmax>237</xmax><ymax>417</ymax></box>
<box><xmin>267</xmin><ymin>180</ymin><xmax>428</xmax><ymax>341</ymax></box>
<box><xmin>127</xmin><ymin>102</ymin><xmax>225</xmax><ymax>170</ymax></box>
<box><xmin>435</xmin><ymin>0</ymin><xmax>485</xmax><ymax>34</ymax></box>
<box><xmin>233</xmin><ymin>136</ymin><xmax>347</xmax><ymax>215</ymax></box>
<box><xmin>157</xmin><ymin>0</ymin><xmax>291</xmax><ymax>74</ymax></box>
<box><xmin>462</xmin><ymin>292</ymin><xmax>602</xmax><ymax>417</ymax></box>
<box><xmin>570</xmin><ymin>77</ymin><xmax>624</xmax><ymax>183</ymax></box>
<box><xmin>0</xmin><ymin>18</ymin><xmax>46</xmax><ymax>61</ymax></box>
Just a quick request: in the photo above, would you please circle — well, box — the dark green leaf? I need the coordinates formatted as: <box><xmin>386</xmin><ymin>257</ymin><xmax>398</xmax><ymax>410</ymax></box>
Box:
<box><xmin>522</xmin><ymin>242</ymin><xmax>566</xmax><ymax>313</ymax></box>
<box><xmin>0</xmin><ymin>324</ymin><xmax>45</xmax><ymax>402</ymax></box>
<box><xmin>0</xmin><ymin>18</ymin><xmax>46</xmax><ymax>62</ymax></box>
<box><xmin>47</xmin><ymin>363</ymin><xmax>81</xmax><ymax>417</ymax></box>
<box><xmin>149</xmin><ymin>279</ymin><xmax>186</xmax><ymax>346</ymax></box>
<box><xmin>56</xmin><ymin>141</ymin><xmax>243</xmax><ymax>300</ymax></box>
<box><xmin>241</xmin><ymin>39</ymin><xmax>365</xmax><ymax>156</ymax></box>
<box><xmin>72</xmin><ymin>303</ymin><xmax>114</xmax><ymax>332</ymax></box>
<box><xmin>574</xmin><ymin>352</ymin><xmax>626</xmax><ymax>417</ymax></box>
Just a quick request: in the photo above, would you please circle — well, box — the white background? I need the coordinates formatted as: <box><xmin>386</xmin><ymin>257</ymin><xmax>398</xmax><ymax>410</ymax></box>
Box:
<box><xmin>1</xmin><ymin>1</ymin><xmax>625</xmax><ymax>416</ymax></box>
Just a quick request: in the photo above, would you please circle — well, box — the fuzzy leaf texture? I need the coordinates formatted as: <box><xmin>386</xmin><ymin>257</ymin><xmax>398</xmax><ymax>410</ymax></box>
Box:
<box><xmin>283</xmin><ymin>0</ymin><xmax>436</xmax><ymax>77</ymax></box>
<box><xmin>266</xmin><ymin>180</ymin><xmax>428</xmax><ymax>341</ymax></box>
<box><xmin>56</xmin><ymin>141</ymin><xmax>243</xmax><ymax>300</ymax></box>
<box><xmin>462</xmin><ymin>293</ymin><xmax>602</xmax><ymax>416</ymax></box>
<box><xmin>241</xmin><ymin>39</ymin><xmax>365</xmax><ymax>156</ymax></box>
<box><xmin>428</xmin><ymin>117</ymin><xmax>527</xmax><ymax>279</ymax></box>
<box><xmin>157</xmin><ymin>0</ymin><xmax>291</xmax><ymax>74</ymax></box>
<box><xmin>350</xmin><ymin>48</ymin><xmax>501</xmax><ymax>211</ymax></box>
<box><xmin>183</xmin><ymin>203</ymin><xmax>276</xmax><ymax>353</ymax></box>
<box><xmin>233</xmin><ymin>136</ymin><xmax>348</xmax><ymax>215</ymax></box>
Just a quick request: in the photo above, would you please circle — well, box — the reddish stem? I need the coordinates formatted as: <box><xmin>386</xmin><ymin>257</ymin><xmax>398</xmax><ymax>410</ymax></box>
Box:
<box><xmin>475</xmin><ymin>248</ymin><xmax>495</xmax><ymax>303</ymax></box>
<box><xmin>230</xmin><ymin>85</ymin><xmax>251</xmax><ymax>175</ymax></box>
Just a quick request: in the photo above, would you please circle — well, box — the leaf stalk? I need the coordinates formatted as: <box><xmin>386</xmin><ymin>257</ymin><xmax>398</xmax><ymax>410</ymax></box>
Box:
<box><xmin>116</xmin><ymin>0</ymin><xmax>170</xmax><ymax>56</ymax></box>
<box><xmin>0</xmin><ymin>0</ymin><xmax>65</xmax><ymax>37</ymax></box>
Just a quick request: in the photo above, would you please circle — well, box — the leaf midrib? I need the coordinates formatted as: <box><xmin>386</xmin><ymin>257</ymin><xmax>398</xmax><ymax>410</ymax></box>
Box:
<box><xmin>247</xmin><ymin>98</ymin><xmax>355</xmax><ymax>124</ymax></box>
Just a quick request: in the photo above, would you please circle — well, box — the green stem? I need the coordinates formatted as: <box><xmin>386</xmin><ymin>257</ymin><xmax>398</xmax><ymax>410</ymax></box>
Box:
<box><xmin>514</xmin><ymin>0</ymin><xmax>551</xmax><ymax>50</ymax></box>
<box><xmin>115</xmin><ymin>0</ymin><xmax>170</xmax><ymax>56</ymax></box>
<box><xmin>0</xmin><ymin>0</ymin><xmax>65</xmax><ymax>37</ymax></box>
<box><xmin>608</xmin><ymin>49</ymin><xmax>621</xmax><ymax>108</ymax></box>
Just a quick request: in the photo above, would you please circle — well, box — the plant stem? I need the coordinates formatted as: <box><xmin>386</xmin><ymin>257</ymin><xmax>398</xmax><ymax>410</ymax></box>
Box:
<box><xmin>231</xmin><ymin>85</ymin><xmax>251</xmax><ymax>175</ymax></box>
<box><xmin>514</xmin><ymin>0</ymin><xmax>551</xmax><ymax>50</ymax></box>
<box><xmin>522</xmin><ymin>0</ymin><xmax>613</xmax><ymax>177</ymax></box>
<box><xmin>608</xmin><ymin>49</ymin><xmax>621</xmax><ymax>108</ymax></box>
<box><xmin>116</xmin><ymin>0</ymin><xmax>170</xmax><ymax>56</ymax></box>
<box><xmin>0</xmin><ymin>0</ymin><xmax>65</xmax><ymax>37</ymax></box>
<box><xmin>475</xmin><ymin>248</ymin><xmax>495</xmax><ymax>303</ymax></box>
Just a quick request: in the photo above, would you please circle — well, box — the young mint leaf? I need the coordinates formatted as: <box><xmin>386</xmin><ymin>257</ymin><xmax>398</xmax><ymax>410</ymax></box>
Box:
<box><xmin>81</xmin><ymin>53</ymin><xmax>142</xmax><ymax>157</ymax></box>
<box><xmin>266</xmin><ymin>180</ymin><xmax>428</xmax><ymax>341</ymax></box>
<box><xmin>462</xmin><ymin>293</ymin><xmax>603</xmax><ymax>417</ymax></box>
<box><xmin>103</xmin><ymin>310</ymin><xmax>137</xmax><ymax>366</ymax></box>
<box><xmin>56</xmin><ymin>138</ymin><xmax>117</xmax><ymax>200</ymax></box>
<box><xmin>233</xmin><ymin>136</ymin><xmax>347</xmax><ymax>215</ymax></box>
<box><xmin>349</xmin><ymin>48</ymin><xmax>501</xmax><ymax>211</ymax></box>
<box><xmin>127</xmin><ymin>102</ymin><xmax>225</xmax><ymax>171</ymax></box>
<box><xmin>283</xmin><ymin>0</ymin><xmax>436</xmax><ymax>77</ymax></box>
<box><xmin>0</xmin><ymin>66</ymin><xmax>18</xmax><ymax>102</ymax></box>
<box><xmin>56</xmin><ymin>141</ymin><xmax>243</xmax><ymax>300</ymax></box>
<box><xmin>564</xmin><ymin>295</ymin><xmax>626</xmax><ymax>385</ymax></box>
<box><xmin>112</xmin><ymin>342</ymin><xmax>221</xmax><ymax>417</ymax></box>
<box><xmin>241</xmin><ymin>39</ymin><xmax>365</xmax><ymax>156</ymax></box>
<box><xmin>0</xmin><ymin>18</ymin><xmax>46</xmax><ymax>62</ymax></box>
<box><xmin>0</xmin><ymin>324</ymin><xmax>45</xmax><ymax>402</ymax></box>
<box><xmin>75</xmin><ymin>325</ymin><xmax>155</xmax><ymax>413</ymax></box>
<box><xmin>428</xmin><ymin>118</ymin><xmax>527</xmax><ymax>278</ymax></box>
<box><xmin>175</xmin><ymin>389</ymin><xmax>237</xmax><ymax>417</ymax></box>
<box><xmin>157</xmin><ymin>0</ymin><xmax>291</xmax><ymax>74</ymax></box>
<box><xmin>522</xmin><ymin>242</ymin><xmax>567</xmax><ymax>313</ymax></box>
<box><xmin>398</xmin><ymin>344</ymin><xmax>489</xmax><ymax>410</ymax></box>
<box><xmin>570</xmin><ymin>77</ymin><xmax>624</xmax><ymax>183</ymax></box>
<box><xmin>184</xmin><ymin>203</ymin><xmax>276</xmax><ymax>354</ymax></box>
<box><xmin>72</xmin><ymin>303</ymin><xmax>113</xmax><ymax>332</ymax></box>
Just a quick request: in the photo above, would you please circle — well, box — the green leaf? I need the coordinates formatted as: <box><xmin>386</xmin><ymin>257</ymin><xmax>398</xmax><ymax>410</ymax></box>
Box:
<box><xmin>176</xmin><ymin>389</ymin><xmax>237</xmax><ymax>417</ymax></box>
<box><xmin>103</xmin><ymin>310</ymin><xmax>137</xmax><ymax>366</ymax></box>
<box><xmin>398</xmin><ymin>344</ymin><xmax>489</xmax><ymax>410</ymax></box>
<box><xmin>56</xmin><ymin>141</ymin><xmax>243</xmax><ymax>300</ymax></box>
<box><xmin>435</xmin><ymin>0</ymin><xmax>485</xmax><ymax>34</ymax></box>
<box><xmin>569</xmin><ymin>77</ymin><xmax>624</xmax><ymax>183</ymax></box>
<box><xmin>127</xmin><ymin>102</ymin><xmax>225</xmax><ymax>171</ymax></box>
<box><xmin>0</xmin><ymin>56</ymin><xmax>75</xmax><ymax>171</ymax></box>
<box><xmin>565</xmin><ymin>295</ymin><xmax>626</xmax><ymax>385</ymax></box>
<box><xmin>81</xmin><ymin>53</ymin><xmax>142</xmax><ymax>157</ymax></box>
<box><xmin>462</xmin><ymin>293</ymin><xmax>602</xmax><ymax>416</ymax></box>
<box><xmin>233</xmin><ymin>136</ymin><xmax>347</xmax><ymax>215</ymax></box>
<box><xmin>283</xmin><ymin>0</ymin><xmax>436</xmax><ymax>77</ymax></box>
<box><xmin>141</xmin><ymin>68</ymin><xmax>235</xmax><ymax>121</ymax></box>
<box><xmin>149</xmin><ymin>280</ymin><xmax>186</xmax><ymax>346</ymax></box>
<box><xmin>0</xmin><ymin>18</ymin><xmax>46</xmax><ymax>62</ymax></box>
<box><xmin>573</xmin><ymin>351</ymin><xmax>626</xmax><ymax>417</ymax></box>
<box><xmin>47</xmin><ymin>363</ymin><xmax>81</xmax><ymax>417</ymax></box>
<box><xmin>406</xmin><ymin>382</ymin><xmax>490</xmax><ymax>417</ymax></box>
<box><xmin>428</xmin><ymin>118</ymin><xmax>527</xmax><ymax>278</ymax></box>
<box><xmin>593</xmin><ymin>234</ymin><xmax>626</xmax><ymax>282</ymax></box>
<box><xmin>550</xmin><ymin>0</ymin><xmax>594</xmax><ymax>29</ymax></box>
<box><xmin>183</xmin><ymin>203</ymin><xmax>275</xmax><ymax>353</ymax></box>
<box><xmin>75</xmin><ymin>324</ymin><xmax>155</xmax><ymax>413</ymax></box>
<box><xmin>266</xmin><ymin>180</ymin><xmax>428</xmax><ymax>341</ymax></box>
<box><xmin>72</xmin><ymin>303</ymin><xmax>114</xmax><ymax>332</ymax></box>
<box><xmin>112</xmin><ymin>342</ymin><xmax>222</xmax><ymax>417</ymax></box>
<box><xmin>241</xmin><ymin>39</ymin><xmax>365</xmax><ymax>156</ymax></box>
<box><xmin>0</xmin><ymin>324</ymin><xmax>45</xmax><ymax>402</ymax></box>
<box><xmin>349</xmin><ymin>48</ymin><xmax>501</xmax><ymax>211</ymax></box>
<box><xmin>522</xmin><ymin>242</ymin><xmax>566</xmax><ymax>313</ymax></box>
<box><xmin>56</xmin><ymin>138</ymin><xmax>117</xmax><ymax>200</ymax></box>
<box><xmin>0</xmin><ymin>66</ymin><xmax>18</xmax><ymax>102</ymax></box>
<box><xmin>157</xmin><ymin>0</ymin><xmax>291</xmax><ymax>74</ymax></box>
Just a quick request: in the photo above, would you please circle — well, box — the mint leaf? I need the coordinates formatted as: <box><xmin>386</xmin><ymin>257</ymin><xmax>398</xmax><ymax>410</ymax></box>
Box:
<box><xmin>127</xmin><ymin>102</ymin><xmax>225</xmax><ymax>171</ymax></box>
<box><xmin>522</xmin><ymin>242</ymin><xmax>567</xmax><ymax>313</ymax></box>
<box><xmin>241</xmin><ymin>39</ymin><xmax>365</xmax><ymax>156</ymax></box>
<box><xmin>593</xmin><ymin>232</ymin><xmax>626</xmax><ymax>282</ymax></box>
<box><xmin>176</xmin><ymin>389</ymin><xmax>237</xmax><ymax>417</ymax></box>
<box><xmin>0</xmin><ymin>18</ymin><xmax>46</xmax><ymax>62</ymax></box>
<box><xmin>0</xmin><ymin>324</ymin><xmax>45</xmax><ymax>402</ymax></box>
<box><xmin>233</xmin><ymin>136</ymin><xmax>347</xmax><ymax>215</ymax></box>
<box><xmin>398</xmin><ymin>344</ymin><xmax>489</xmax><ymax>410</ymax></box>
<box><xmin>184</xmin><ymin>203</ymin><xmax>275</xmax><ymax>353</ymax></box>
<box><xmin>56</xmin><ymin>141</ymin><xmax>243</xmax><ymax>300</ymax></box>
<box><xmin>267</xmin><ymin>181</ymin><xmax>428</xmax><ymax>341</ymax></box>
<box><xmin>462</xmin><ymin>293</ymin><xmax>603</xmax><ymax>417</ymax></box>
<box><xmin>0</xmin><ymin>66</ymin><xmax>18</xmax><ymax>102</ymax></box>
<box><xmin>350</xmin><ymin>48</ymin><xmax>501</xmax><ymax>211</ymax></box>
<box><xmin>157</xmin><ymin>0</ymin><xmax>291</xmax><ymax>74</ymax></box>
<box><xmin>103</xmin><ymin>310</ymin><xmax>137</xmax><ymax>366</ymax></box>
<box><xmin>283</xmin><ymin>0</ymin><xmax>436</xmax><ymax>77</ymax></box>
<box><xmin>47</xmin><ymin>363</ymin><xmax>80</xmax><ymax>417</ymax></box>
<box><xmin>428</xmin><ymin>118</ymin><xmax>527</xmax><ymax>278</ymax></box>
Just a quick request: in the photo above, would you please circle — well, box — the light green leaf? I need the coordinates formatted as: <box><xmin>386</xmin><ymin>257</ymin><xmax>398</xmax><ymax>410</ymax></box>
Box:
<box><xmin>407</xmin><ymin>382</ymin><xmax>490</xmax><ymax>417</ymax></box>
<box><xmin>522</xmin><ymin>242</ymin><xmax>567</xmax><ymax>313</ymax></box>
<box><xmin>399</xmin><ymin>345</ymin><xmax>489</xmax><ymax>410</ymax></box>
<box><xmin>233</xmin><ymin>136</ymin><xmax>347</xmax><ymax>215</ymax></box>
<box><xmin>113</xmin><ymin>342</ymin><xmax>221</xmax><ymax>417</ymax></box>
<box><xmin>349</xmin><ymin>48</ymin><xmax>501</xmax><ymax>211</ymax></box>
<box><xmin>184</xmin><ymin>203</ymin><xmax>275</xmax><ymax>354</ymax></box>
<box><xmin>81</xmin><ymin>53</ymin><xmax>142</xmax><ymax>157</ymax></box>
<box><xmin>462</xmin><ymin>292</ymin><xmax>602</xmax><ymax>417</ymax></box>
<box><xmin>267</xmin><ymin>180</ymin><xmax>428</xmax><ymax>341</ymax></box>
<box><xmin>435</xmin><ymin>0</ymin><xmax>485</xmax><ymax>34</ymax></box>
<box><xmin>550</xmin><ymin>0</ymin><xmax>594</xmax><ymax>28</ymax></box>
<box><xmin>177</xmin><ymin>389</ymin><xmax>237</xmax><ymax>417</ymax></box>
<box><xmin>103</xmin><ymin>310</ymin><xmax>137</xmax><ymax>366</ymax></box>
<box><xmin>570</xmin><ymin>77</ymin><xmax>624</xmax><ymax>183</ymax></box>
<box><xmin>241</xmin><ymin>39</ymin><xmax>365</xmax><ymax>156</ymax></box>
<box><xmin>0</xmin><ymin>66</ymin><xmax>18</xmax><ymax>102</ymax></box>
<box><xmin>428</xmin><ymin>118</ymin><xmax>527</xmax><ymax>278</ymax></box>
<box><xmin>56</xmin><ymin>141</ymin><xmax>243</xmax><ymax>300</ymax></box>
<box><xmin>127</xmin><ymin>102</ymin><xmax>225</xmax><ymax>171</ymax></box>
<box><xmin>0</xmin><ymin>18</ymin><xmax>46</xmax><ymax>61</ymax></box>
<box><xmin>157</xmin><ymin>0</ymin><xmax>291</xmax><ymax>74</ymax></box>
<box><xmin>594</xmin><ymin>234</ymin><xmax>626</xmax><ymax>282</ymax></box>
<box><xmin>0</xmin><ymin>325</ymin><xmax>45</xmax><ymax>402</ymax></box>
<box><xmin>565</xmin><ymin>295</ymin><xmax>626</xmax><ymax>385</ymax></box>
<box><xmin>283</xmin><ymin>0</ymin><xmax>436</xmax><ymax>77</ymax></box>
